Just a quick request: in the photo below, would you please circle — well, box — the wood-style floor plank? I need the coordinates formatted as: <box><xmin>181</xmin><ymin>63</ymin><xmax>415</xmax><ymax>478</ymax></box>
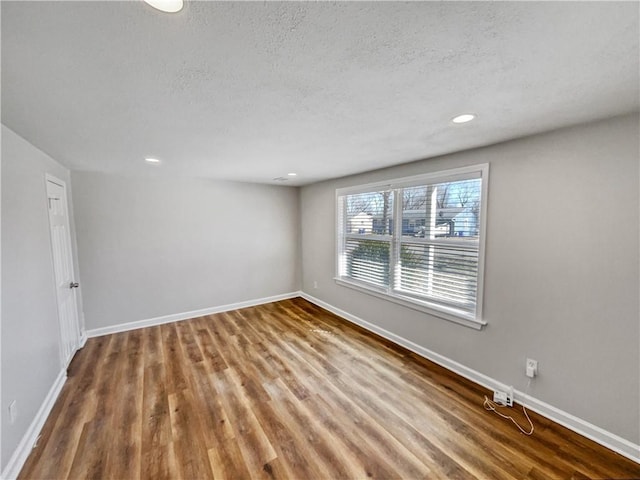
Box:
<box><xmin>18</xmin><ymin>298</ymin><xmax>640</xmax><ymax>480</ymax></box>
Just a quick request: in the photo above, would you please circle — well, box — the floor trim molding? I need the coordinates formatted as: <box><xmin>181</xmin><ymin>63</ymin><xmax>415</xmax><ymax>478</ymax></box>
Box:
<box><xmin>86</xmin><ymin>292</ymin><xmax>301</xmax><ymax>338</ymax></box>
<box><xmin>300</xmin><ymin>292</ymin><xmax>640</xmax><ymax>464</ymax></box>
<box><xmin>1</xmin><ymin>369</ymin><xmax>67</xmax><ymax>480</ymax></box>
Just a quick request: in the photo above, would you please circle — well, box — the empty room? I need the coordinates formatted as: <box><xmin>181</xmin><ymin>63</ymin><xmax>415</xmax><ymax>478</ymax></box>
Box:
<box><xmin>1</xmin><ymin>1</ymin><xmax>639</xmax><ymax>479</ymax></box>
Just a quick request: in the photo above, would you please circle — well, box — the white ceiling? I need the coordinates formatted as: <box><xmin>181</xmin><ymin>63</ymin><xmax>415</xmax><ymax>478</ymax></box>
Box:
<box><xmin>2</xmin><ymin>1</ymin><xmax>639</xmax><ymax>186</ymax></box>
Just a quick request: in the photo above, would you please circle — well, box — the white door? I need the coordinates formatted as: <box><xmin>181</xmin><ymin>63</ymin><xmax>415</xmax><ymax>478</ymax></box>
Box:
<box><xmin>46</xmin><ymin>176</ymin><xmax>81</xmax><ymax>368</ymax></box>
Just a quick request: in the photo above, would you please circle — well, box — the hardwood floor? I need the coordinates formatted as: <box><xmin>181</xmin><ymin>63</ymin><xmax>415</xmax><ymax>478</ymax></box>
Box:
<box><xmin>19</xmin><ymin>298</ymin><xmax>639</xmax><ymax>479</ymax></box>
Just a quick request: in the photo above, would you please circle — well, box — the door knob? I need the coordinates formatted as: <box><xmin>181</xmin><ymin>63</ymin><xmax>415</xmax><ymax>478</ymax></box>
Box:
<box><xmin>69</xmin><ymin>282</ymin><xmax>79</xmax><ymax>289</ymax></box>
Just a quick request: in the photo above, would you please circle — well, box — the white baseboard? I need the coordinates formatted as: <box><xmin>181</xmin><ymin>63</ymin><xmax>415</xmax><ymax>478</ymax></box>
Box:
<box><xmin>299</xmin><ymin>292</ymin><xmax>640</xmax><ymax>464</ymax></box>
<box><xmin>86</xmin><ymin>291</ymin><xmax>301</xmax><ymax>338</ymax></box>
<box><xmin>1</xmin><ymin>369</ymin><xmax>67</xmax><ymax>480</ymax></box>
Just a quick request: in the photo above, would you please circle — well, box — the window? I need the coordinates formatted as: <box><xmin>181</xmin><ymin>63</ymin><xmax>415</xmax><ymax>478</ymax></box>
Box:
<box><xmin>335</xmin><ymin>164</ymin><xmax>488</xmax><ymax>329</ymax></box>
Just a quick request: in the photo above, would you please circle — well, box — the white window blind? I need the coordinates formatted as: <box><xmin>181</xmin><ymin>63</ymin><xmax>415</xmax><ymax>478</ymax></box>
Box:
<box><xmin>336</xmin><ymin>164</ymin><xmax>488</xmax><ymax>328</ymax></box>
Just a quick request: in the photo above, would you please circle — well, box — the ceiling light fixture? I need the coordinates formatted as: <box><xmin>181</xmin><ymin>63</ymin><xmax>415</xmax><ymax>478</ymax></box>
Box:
<box><xmin>143</xmin><ymin>0</ymin><xmax>184</xmax><ymax>13</ymax></box>
<box><xmin>145</xmin><ymin>157</ymin><xmax>161</xmax><ymax>164</ymax></box>
<box><xmin>452</xmin><ymin>113</ymin><xmax>476</xmax><ymax>124</ymax></box>
<box><xmin>287</xmin><ymin>173</ymin><xmax>297</xmax><ymax>177</ymax></box>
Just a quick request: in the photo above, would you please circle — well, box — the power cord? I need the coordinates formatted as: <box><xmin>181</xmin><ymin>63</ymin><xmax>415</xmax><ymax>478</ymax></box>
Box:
<box><xmin>483</xmin><ymin>378</ymin><xmax>534</xmax><ymax>435</ymax></box>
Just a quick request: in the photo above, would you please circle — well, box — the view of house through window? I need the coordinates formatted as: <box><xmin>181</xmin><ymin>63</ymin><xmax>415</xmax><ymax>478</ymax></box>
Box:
<box><xmin>336</xmin><ymin>165</ymin><xmax>488</xmax><ymax>326</ymax></box>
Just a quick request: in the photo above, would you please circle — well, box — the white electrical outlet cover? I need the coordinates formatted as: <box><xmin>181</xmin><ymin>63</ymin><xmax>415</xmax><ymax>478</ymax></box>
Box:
<box><xmin>493</xmin><ymin>391</ymin><xmax>508</xmax><ymax>405</ymax></box>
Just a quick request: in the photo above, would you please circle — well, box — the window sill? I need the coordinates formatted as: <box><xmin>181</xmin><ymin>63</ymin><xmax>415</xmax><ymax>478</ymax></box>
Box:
<box><xmin>334</xmin><ymin>277</ymin><xmax>487</xmax><ymax>331</ymax></box>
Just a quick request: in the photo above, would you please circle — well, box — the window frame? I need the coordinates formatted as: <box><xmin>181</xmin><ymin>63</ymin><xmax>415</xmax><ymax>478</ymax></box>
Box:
<box><xmin>335</xmin><ymin>163</ymin><xmax>489</xmax><ymax>330</ymax></box>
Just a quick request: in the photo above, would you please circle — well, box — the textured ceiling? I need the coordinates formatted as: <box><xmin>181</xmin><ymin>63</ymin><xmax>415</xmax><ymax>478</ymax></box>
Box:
<box><xmin>2</xmin><ymin>1</ymin><xmax>639</xmax><ymax>186</ymax></box>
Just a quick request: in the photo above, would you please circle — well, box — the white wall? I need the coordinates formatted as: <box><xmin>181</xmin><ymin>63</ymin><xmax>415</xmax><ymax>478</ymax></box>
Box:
<box><xmin>300</xmin><ymin>114</ymin><xmax>640</xmax><ymax>445</ymax></box>
<box><xmin>71</xmin><ymin>172</ymin><xmax>299</xmax><ymax>331</ymax></box>
<box><xmin>1</xmin><ymin>125</ymin><xmax>83</xmax><ymax>471</ymax></box>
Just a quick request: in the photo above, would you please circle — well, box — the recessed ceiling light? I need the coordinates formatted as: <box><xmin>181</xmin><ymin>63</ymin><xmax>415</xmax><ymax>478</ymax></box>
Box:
<box><xmin>145</xmin><ymin>157</ymin><xmax>161</xmax><ymax>164</ymax></box>
<box><xmin>143</xmin><ymin>0</ymin><xmax>184</xmax><ymax>13</ymax></box>
<box><xmin>287</xmin><ymin>173</ymin><xmax>297</xmax><ymax>177</ymax></box>
<box><xmin>452</xmin><ymin>114</ymin><xmax>476</xmax><ymax>124</ymax></box>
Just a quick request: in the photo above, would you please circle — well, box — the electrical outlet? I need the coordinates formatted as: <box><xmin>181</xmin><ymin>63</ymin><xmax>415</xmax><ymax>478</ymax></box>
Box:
<box><xmin>493</xmin><ymin>390</ymin><xmax>508</xmax><ymax>405</ymax></box>
<box><xmin>493</xmin><ymin>386</ymin><xmax>514</xmax><ymax>407</ymax></box>
<box><xmin>8</xmin><ymin>400</ymin><xmax>17</xmax><ymax>424</ymax></box>
<box><xmin>313</xmin><ymin>280</ymin><xmax>318</xmax><ymax>289</ymax></box>
<box><xmin>526</xmin><ymin>358</ymin><xmax>538</xmax><ymax>378</ymax></box>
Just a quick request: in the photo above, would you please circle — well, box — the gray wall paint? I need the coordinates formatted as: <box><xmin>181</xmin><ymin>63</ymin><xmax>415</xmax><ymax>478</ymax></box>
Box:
<box><xmin>71</xmin><ymin>172</ymin><xmax>299</xmax><ymax>330</ymax></box>
<box><xmin>300</xmin><ymin>114</ymin><xmax>640</xmax><ymax>444</ymax></box>
<box><xmin>2</xmin><ymin>113</ymin><xmax>638</xmax><ymax>471</ymax></box>
<box><xmin>1</xmin><ymin>125</ymin><xmax>83</xmax><ymax>470</ymax></box>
